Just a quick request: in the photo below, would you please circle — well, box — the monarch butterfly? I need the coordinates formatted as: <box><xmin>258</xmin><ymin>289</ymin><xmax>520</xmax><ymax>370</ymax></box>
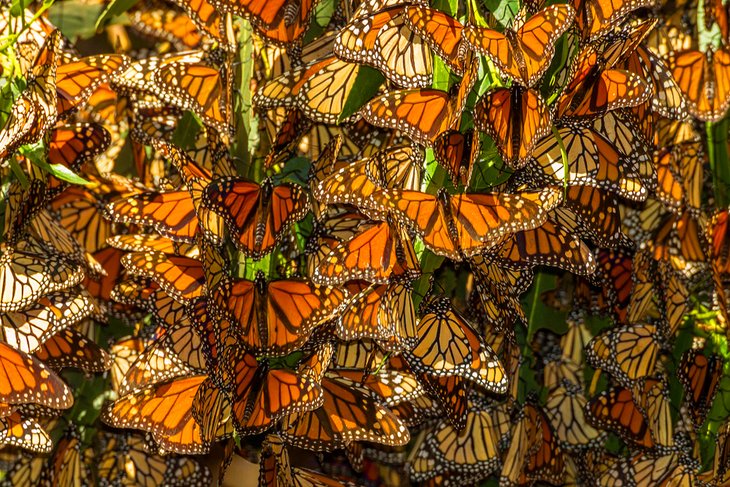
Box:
<box><xmin>655</xmin><ymin>141</ymin><xmax>704</xmax><ymax>214</ymax></box>
<box><xmin>264</xmin><ymin>109</ymin><xmax>311</xmax><ymax>169</ymax></box>
<box><xmin>710</xmin><ymin>209</ymin><xmax>730</xmax><ymax>325</ymax></box>
<box><xmin>585</xmin><ymin>323</ymin><xmax>663</xmax><ymax>387</ymax></box>
<box><xmin>260</xmin><ymin>433</ymin><xmax>353</xmax><ymax>486</ymax></box>
<box><xmin>254</xmin><ymin>57</ymin><xmax>370</xmax><ymax>124</ymax></box>
<box><xmin>312</xmin><ymin>218</ymin><xmax>421</xmax><ymax>286</ymax></box>
<box><xmin>121</xmin><ymin>251</ymin><xmax>205</xmax><ymax>303</ymax></box>
<box><xmin>362</xmin><ymin>56</ymin><xmax>479</xmax><ymax>146</ymax></box>
<box><xmin>367</xmin><ymin>186</ymin><xmax>562</xmax><ymax>259</ymax></box>
<box><xmin>152</xmin><ymin>61</ymin><xmax>232</xmax><ymax>137</ymax></box>
<box><xmin>500</xmin><ymin>401</ymin><xmax>565</xmax><ymax>486</ymax></box>
<box><xmin>389</xmin><ymin>393</ymin><xmax>441</xmax><ymax>429</ymax></box>
<box><xmin>334</xmin><ymin>368</ymin><xmax>423</xmax><ymax>408</ymax></box>
<box><xmin>1</xmin><ymin>288</ymin><xmax>95</xmax><ymax>354</ymax></box>
<box><xmin>107</xmin><ymin>234</ymin><xmax>199</xmax><ymax>258</ymax></box>
<box><xmin>202</xmin><ymin>177</ymin><xmax>309</xmax><ymax>259</ymax></box>
<box><xmin>47</xmin><ymin>123</ymin><xmax>111</xmax><ymax>180</ymax></box>
<box><xmin>52</xmin><ymin>184</ymin><xmax>124</xmax><ymax>254</ymax></box>
<box><xmin>188</xmin><ymin>298</ymin><xmax>237</xmax><ymax>385</ymax></box>
<box><xmin>525</xmin><ymin>125</ymin><xmax>647</xmax><ymax>201</ymax></box>
<box><xmin>572</xmin><ymin>0</ymin><xmax>654</xmax><ymax>41</ymax></box>
<box><xmin>414</xmin><ymin>407</ymin><xmax>505</xmax><ymax>481</ymax></box>
<box><xmin>470</xmin><ymin>255</ymin><xmax>531</xmax><ymax>327</ymax></box>
<box><xmin>600</xmin><ymin>452</ymin><xmax>695</xmax><ymax>486</ymax></box>
<box><xmin>0</xmin><ymin>242</ymin><xmax>84</xmax><ymax>313</ymax></box>
<box><xmin>337</xmin><ymin>280</ymin><xmax>417</xmax><ymax>351</ymax></box>
<box><xmin>678</xmin><ymin>350</ymin><xmax>724</xmax><ymax>428</ymax></box>
<box><xmin>102</xmin><ymin>375</ymin><xmax>210</xmax><ymax>453</ymax></box>
<box><xmin>97</xmin><ymin>432</ymin><xmax>212</xmax><ymax>486</ymax></box>
<box><xmin>545</xmin><ymin>380</ymin><xmax>605</xmax><ymax>451</ymax></box>
<box><xmin>404</xmin><ymin>5</ymin><xmax>468</xmax><ymax>75</ymax></box>
<box><xmin>0</xmin><ymin>29</ymin><xmax>60</xmax><ymax>161</ymax></box>
<box><xmin>670</xmin><ymin>47</ymin><xmax>730</xmax><ymax>122</ymax></box>
<box><xmin>27</xmin><ymin>211</ymin><xmax>97</xmax><ymax>277</ymax></box>
<box><xmin>161</xmin><ymin>321</ymin><xmax>208</xmax><ymax>370</ymax></box>
<box><xmin>114</xmin><ymin>51</ymin><xmax>208</xmax><ymax>97</ymax></box>
<box><xmin>622</xmin><ymin>44</ymin><xmax>687</xmax><ymax>120</ymax></box>
<box><xmin>0</xmin><ymin>412</ymin><xmax>52</xmax><ymax>453</ymax></box>
<box><xmin>0</xmin><ymin>341</ymin><xmax>73</xmax><ymax>409</ymax></box>
<box><xmin>312</xmin><ymin>144</ymin><xmax>423</xmax><ymax>210</ymax></box>
<box><xmin>211</xmin><ymin>274</ymin><xmax>347</xmax><ymax>356</ymax></box>
<box><xmin>116</xmin><ymin>339</ymin><xmax>194</xmax><ymax>396</ymax></box>
<box><xmin>556</xmin><ymin>44</ymin><xmax>652</xmax><ymax>121</ymax></box>
<box><xmin>221</xmin><ymin>345</ymin><xmax>324</xmax><ymax>436</ymax></box>
<box><xmin>43</xmin><ymin>427</ymin><xmax>92</xmax><ymax>487</ymax></box>
<box><xmin>305</xmin><ymin>208</ymin><xmax>372</xmax><ymax>277</ymax></box>
<box><xmin>108</xmin><ymin>337</ymin><xmax>146</xmax><ymax>394</ymax></box>
<box><xmin>33</xmin><ymin>327</ymin><xmax>110</xmax><ymax>373</ymax></box>
<box><xmin>404</xmin><ymin>296</ymin><xmax>507</xmax><ymax>393</ymax></box>
<box><xmin>585</xmin><ymin>384</ymin><xmax>656</xmax><ymax>449</ymax></box>
<box><xmin>190</xmin><ymin>377</ymin><xmax>234</xmax><ymax>443</ymax></box>
<box><xmin>129</xmin><ymin>3</ymin><xmax>206</xmax><ymax>49</ymax></box>
<box><xmin>495</xmin><ymin>219</ymin><xmax>597</xmax><ymax>276</ymax></box>
<box><xmin>552</xmin><ymin>184</ymin><xmax>627</xmax><ymax>248</ymax></box>
<box><xmin>82</xmin><ymin>247</ymin><xmax>125</xmax><ymax>303</ymax></box>
<box><xmin>433</xmin><ymin>129</ymin><xmax>479</xmax><ymax>187</ymax></box>
<box><xmin>463</xmin><ymin>4</ymin><xmax>575</xmax><ymax>87</ymax></box>
<box><xmin>281</xmin><ymin>371</ymin><xmax>409</xmax><ymax>452</ymax></box>
<box><xmin>593</xmin><ymin>249</ymin><xmax>633</xmax><ymax>323</ymax></box>
<box><xmin>474</xmin><ymin>86</ymin><xmax>551</xmax><ymax>169</ymax></box>
<box><xmin>334</xmin><ymin>6</ymin><xmax>433</xmax><ymax>88</ymax></box>
<box><xmin>55</xmin><ymin>53</ymin><xmax>130</xmax><ymax>116</ymax></box>
<box><xmin>592</xmin><ymin>111</ymin><xmax>654</xmax><ymax>187</ymax></box>
<box><xmin>211</xmin><ymin>0</ymin><xmax>319</xmax><ymax>44</ymax></box>
<box><xmin>651</xmin><ymin>210</ymin><xmax>707</xmax><ymax>265</ymax></box>
<box><xmin>332</xmin><ymin>339</ymin><xmax>387</xmax><ymax>370</ymax></box>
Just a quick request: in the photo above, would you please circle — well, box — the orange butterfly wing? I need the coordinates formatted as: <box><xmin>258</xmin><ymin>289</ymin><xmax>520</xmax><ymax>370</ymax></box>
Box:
<box><xmin>475</xmin><ymin>87</ymin><xmax>551</xmax><ymax>169</ymax></box>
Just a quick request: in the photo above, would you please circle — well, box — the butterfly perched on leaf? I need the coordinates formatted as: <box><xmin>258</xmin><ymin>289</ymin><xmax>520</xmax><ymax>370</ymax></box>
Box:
<box><xmin>334</xmin><ymin>4</ymin><xmax>433</xmax><ymax>88</ymax></box>
<box><xmin>670</xmin><ymin>47</ymin><xmax>730</xmax><ymax>122</ymax></box>
<box><xmin>366</xmin><ymin>186</ymin><xmax>562</xmax><ymax>259</ymax></box>
<box><xmin>678</xmin><ymin>349</ymin><xmax>724</xmax><ymax>428</ymax></box>
<box><xmin>211</xmin><ymin>273</ymin><xmax>347</xmax><ymax>356</ymax></box>
<box><xmin>474</xmin><ymin>86</ymin><xmax>551</xmax><ymax>169</ymax></box>
<box><xmin>463</xmin><ymin>4</ymin><xmax>575</xmax><ymax>87</ymax></box>
<box><xmin>281</xmin><ymin>371</ymin><xmax>410</xmax><ymax>452</ymax></box>
<box><xmin>202</xmin><ymin>177</ymin><xmax>309</xmax><ymax>258</ymax></box>
<box><xmin>362</xmin><ymin>56</ymin><xmax>479</xmax><ymax>146</ymax></box>
<box><xmin>404</xmin><ymin>296</ymin><xmax>508</xmax><ymax>394</ymax></box>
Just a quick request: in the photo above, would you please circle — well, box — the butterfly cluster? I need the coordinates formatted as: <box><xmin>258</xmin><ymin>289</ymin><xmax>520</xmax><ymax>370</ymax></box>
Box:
<box><xmin>0</xmin><ymin>0</ymin><xmax>729</xmax><ymax>485</ymax></box>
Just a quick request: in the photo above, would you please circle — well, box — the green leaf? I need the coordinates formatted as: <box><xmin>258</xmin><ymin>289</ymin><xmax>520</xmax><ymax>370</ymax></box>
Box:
<box><xmin>49</xmin><ymin>1</ymin><xmax>105</xmax><ymax>39</ymax></box>
<box><xmin>171</xmin><ymin>111</ymin><xmax>203</xmax><ymax>150</ymax></box>
<box><xmin>20</xmin><ymin>145</ymin><xmax>90</xmax><ymax>185</ymax></box>
<box><xmin>542</xmin><ymin>31</ymin><xmax>576</xmax><ymax>101</ymax></box>
<box><xmin>233</xmin><ymin>18</ymin><xmax>257</xmax><ymax>177</ymax></box>
<box><xmin>698</xmin><ymin>0</ymin><xmax>722</xmax><ymax>51</ymax></box>
<box><xmin>337</xmin><ymin>66</ymin><xmax>385</xmax><ymax>123</ymax></box>
<box><xmin>521</xmin><ymin>272</ymin><xmax>565</xmax><ymax>340</ymax></box>
<box><xmin>95</xmin><ymin>0</ymin><xmax>138</xmax><ymax>31</ymax></box>
<box><xmin>432</xmin><ymin>56</ymin><xmax>452</xmax><ymax>92</ymax></box>
<box><xmin>481</xmin><ymin>0</ymin><xmax>518</xmax><ymax>27</ymax></box>
<box><xmin>10</xmin><ymin>0</ymin><xmax>32</xmax><ymax>17</ymax></box>
<box><xmin>273</xmin><ymin>156</ymin><xmax>310</xmax><ymax>186</ymax></box>
<box><xmin>707</xmin><ymin>117</ymin><xmax>730</xmax><ymax>208</ymax></box>
<box><xmin>302</xmin><ymin>0</ymin><xmax>335</xmax><ymax>43</ymax></box>
<box><xmin>432</xmin><ymin>0</ymin><xmax>458</xmax><ymax>12</ymax></box>
<box><xmin>468</xmin><ymin>135</ymin><xmax>513</xmax><ymax>191</ymax></box>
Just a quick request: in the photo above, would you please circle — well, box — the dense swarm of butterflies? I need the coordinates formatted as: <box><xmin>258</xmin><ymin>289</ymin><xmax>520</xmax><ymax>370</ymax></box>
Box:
<box><xmin>0</xmin><ymin>0</ymin><xmax>730</xmax><ymax>484</ymax></box>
